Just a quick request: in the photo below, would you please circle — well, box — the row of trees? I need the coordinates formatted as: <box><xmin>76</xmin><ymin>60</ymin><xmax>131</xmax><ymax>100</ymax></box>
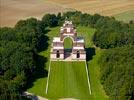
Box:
<box><xmin>56</xmin><ymin>11</ymin><xmax>134</xmax><ymax>49</ymax></box>
<box><xmin>38</xmin><ymin>11</ymin><xmax>134</xmax><ymax>50</ymax></box>
<box><xmin>93</xmin><ymin>17</ymin><xmax>134</xmax><ymax>49</ymax></box>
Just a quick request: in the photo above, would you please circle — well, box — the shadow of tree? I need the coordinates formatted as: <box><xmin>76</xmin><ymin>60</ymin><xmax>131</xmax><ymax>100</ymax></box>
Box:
<box><xmin>25</xmin><ymin>54</ymin><xmax>48</xmax><ymax>90</ymax></box>
<box><xmin>86</xmin><ymin>47</ymin><xmax>96</xmax><ymax>61</ymax></box>
<box><xmin>34</xmin><ymin>55</ymin><xmax>48</xmax><ymax>78</ymax></box>
<box><xmin>24</xmin><ymin>28</ymin><xmax>51</xmax><ymax>91</ymax></box>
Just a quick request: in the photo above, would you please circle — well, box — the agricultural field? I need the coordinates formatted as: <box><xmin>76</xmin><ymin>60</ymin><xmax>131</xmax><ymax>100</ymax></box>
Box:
<box><xmin>27</xmin><ymin>26</ymin><xmax>108</xmax><ymax>99</ymax></box>
<box><xmin>1</xmin><ymin>0</ymin><xmax>134</xmax><ymax>27</ymax></box>
<box><xmin>114</xmin><ymin>10</ymin><xmax>134</xmax><ymax>23</ymax></box>
<box><xmin>0</xmin><ymin>0</ymin><xmax>67</xmax><ymax>27</ymax></box>
<box><xmin>49</xmin><ymin>0</ymin><xmax>134</xmax><ymax>16</ymax></box>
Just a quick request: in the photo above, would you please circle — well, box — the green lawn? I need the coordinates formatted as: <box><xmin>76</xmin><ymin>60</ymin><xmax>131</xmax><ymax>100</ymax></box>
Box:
<box><xmin>64</xmin><ymin>37</ymin><xmax>73</xmax><ymax>49</ymax></box>
<box><xmin>77</xmin><ymin>26</ymin><xmax>96</xmax><ymax>47</ymax></box>
<box><xmin>27</xmin><ymin>26</ymin><xmax>108</xmax><ymax>100</ymax></box>
<box><xmin>114</xmin><ymin>10</ymin><xmax>134</xmax><ymax>23</ymax></box>
<box><xmin>47</xmin><ymin>61</ymin><xmax>92</xmax><ymax>100</ymax></box>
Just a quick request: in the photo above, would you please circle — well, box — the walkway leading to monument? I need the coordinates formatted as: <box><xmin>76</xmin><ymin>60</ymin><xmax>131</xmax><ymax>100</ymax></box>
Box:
<box><xmin>46</xmin><ymin>61</ymin><xmax>91</xmax><ymax>99</ymax></box>
<box><xmin>64</xmin><ymin>49</ymin><xmax>72</xmax><ymax>60</ymax></box>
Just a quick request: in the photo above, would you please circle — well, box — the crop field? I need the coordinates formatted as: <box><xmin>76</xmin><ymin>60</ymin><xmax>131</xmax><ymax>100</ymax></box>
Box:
<box><xmin>114</xmin><ymin>10</ymin><xmax>134</xmax><ymax>23</ymax></box>
<box><xmin>1</xmin><ymin>0</ymin><xmax>134</xmax><ymax>27</ymax></box>
<box><xmin>0</xmin><ymin>0</ymin><xmax>67</xmax><ymax>27</ymax></box>
<box><xmin>50</xmin><ymin>0</ymin><xmax>134</xmax><ymax>16</ymax></box>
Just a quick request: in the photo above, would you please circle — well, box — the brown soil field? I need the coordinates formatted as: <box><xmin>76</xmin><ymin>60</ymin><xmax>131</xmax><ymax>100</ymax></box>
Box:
<box><xmin>0</xmin><ymin>0</ymin><xmax>134</xmax><ymax>27</ymax></box>
<box><xmin>0</xmin><ymin>0</ymin><xmax>68</xmax><ymax>27</ymax></box>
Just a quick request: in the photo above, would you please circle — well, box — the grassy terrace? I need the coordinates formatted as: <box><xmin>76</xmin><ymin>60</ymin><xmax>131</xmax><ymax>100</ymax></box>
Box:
<box><xmin>27</xmin><ymin>26</ymin><xmax>108</xmax><ymax>99</ymax></box>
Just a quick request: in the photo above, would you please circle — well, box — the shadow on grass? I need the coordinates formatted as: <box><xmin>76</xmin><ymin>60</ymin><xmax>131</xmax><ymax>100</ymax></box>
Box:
<box><xmin>24</xmin><ymin>29</ymin><xmax>51</xmax><ymax>91</ymax></box>
<box><xmin>22</xmin><ymin>28</ymin><xmax>51</xmax><ymax>94</ymax></box>
<box><xmin>86</xmin><ymin>47</ymin><xmax>96</xmax><ymax>61</ymax></box>
<box><xmin>25</xmin><ymin>54</ymin><xmax>48</xmax><ymax>90</ymax></box>
<box><xmin>34</xmin><ymin>55</ymin><xmax>48</xmax><ymax>78</ymax></box>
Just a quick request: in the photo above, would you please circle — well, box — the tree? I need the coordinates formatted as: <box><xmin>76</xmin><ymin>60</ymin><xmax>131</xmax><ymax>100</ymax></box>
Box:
<box><xmin>42</xmin><ymin>14</ymin><xmax>58</xmax><ymax>27</ymax></box>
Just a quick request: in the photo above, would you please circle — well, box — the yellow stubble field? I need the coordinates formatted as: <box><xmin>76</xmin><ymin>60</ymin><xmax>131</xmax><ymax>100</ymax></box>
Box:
<box><xmin>0</xmin><ymin>0</ymin><xmax>134</xmax><ymax>27</ymax></box>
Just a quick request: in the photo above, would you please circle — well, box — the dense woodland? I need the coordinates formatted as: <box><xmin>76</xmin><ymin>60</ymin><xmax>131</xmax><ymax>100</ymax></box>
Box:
<box><xmin>0</xmin><ymin>18</ymin><xmax>48</xmax><ymax>99</ymax></box>
<box><xmin>99</xmin><ymin>45</ymin><xmax>134</xmax><ymax>100</ymax></box>
<box><xmin>0</xmin><ymin>11</ymin><xmax>134</xmax><ymax>100</ymax></box>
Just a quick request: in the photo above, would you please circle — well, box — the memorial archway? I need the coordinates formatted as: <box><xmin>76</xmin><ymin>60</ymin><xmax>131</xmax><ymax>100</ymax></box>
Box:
<box><xmin>51</xmin><ymin>20</ymin><xmax>86</xmax><ymax>61</ymax></box>
<box><xmin>63</xmin><ymin>37</ymin><xmax>73</xmax><ymax>59</ymax></box>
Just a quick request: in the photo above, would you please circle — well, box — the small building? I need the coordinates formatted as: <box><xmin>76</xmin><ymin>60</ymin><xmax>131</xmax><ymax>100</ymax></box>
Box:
<box><xmin>50</xmin><ymin>21</ymin><xmax>86</xmax><ymax>61</ymax></box>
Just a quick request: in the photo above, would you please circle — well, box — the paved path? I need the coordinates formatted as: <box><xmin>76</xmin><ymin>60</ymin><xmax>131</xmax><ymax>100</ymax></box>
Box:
<box><xmin>24</xmin><ymin>92</ymin><xmax>78</xmax><ymax>100</ymax></box>
<box><xmin>23</xmin><ymin>92</ymin><xmax>49</xmax><ymax>100</ymax></box>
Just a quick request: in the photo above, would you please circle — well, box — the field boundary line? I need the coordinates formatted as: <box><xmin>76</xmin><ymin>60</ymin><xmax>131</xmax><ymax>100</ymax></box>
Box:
<box><xmin>85</xmin><ymin>61</ymin><xmax>92</xmax><ymax>95</ymax></box>
<box><xmin>45</xmin><ymin>60</ymin><xmax>51</xmax><ymax>94</ymax></box>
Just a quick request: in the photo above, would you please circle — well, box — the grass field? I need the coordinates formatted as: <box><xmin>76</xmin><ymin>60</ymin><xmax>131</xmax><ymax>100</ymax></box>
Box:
<box><xmin>114</xmin><ymin>10</ymin><xmax>134</xmax><ymax>23</ymax></box>
<box><xmin>47</xmin><ymin>61</ymin><xmax>91</xmax><ymax>100</ymax></box>
<box><xmin>1</xmin><ymin>0</ymin><xmax>134</xmax><ymax>27</ymax></box>
<box><xmin>27</xmin><ymin>26</ymin><xmax>108</xmax><ymax>99</ymax></box>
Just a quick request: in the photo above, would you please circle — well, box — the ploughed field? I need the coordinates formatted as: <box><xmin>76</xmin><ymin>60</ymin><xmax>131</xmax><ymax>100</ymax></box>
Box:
<box><xmin>1</xmin><ymin>0</ymin><xmax>134</xmax><ymax>27</ymax></box>
<box><xmin>0</xmin><ymin>0</ymin><xmax>67</xmax><ymax>27</ymax></box>
<box><xmin>50</xmin><ymin>0</ymin><xmax>134</xmax><ymax>16</ymax></box>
